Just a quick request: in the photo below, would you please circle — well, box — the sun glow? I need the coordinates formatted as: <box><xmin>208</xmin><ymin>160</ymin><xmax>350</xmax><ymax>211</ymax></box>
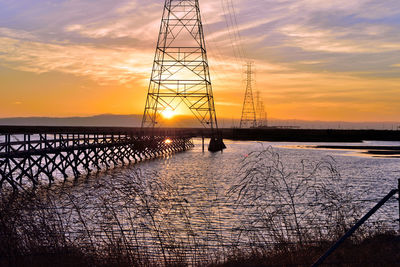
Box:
<box><xmin>162</xmin><ymin>108</ymin><xmax>175</xmax><ymax>119</ymax></box>
<box><xmin>164</xmin><ymin>138</ymin><xmax>172</xmax><ymax>144</ymax></box>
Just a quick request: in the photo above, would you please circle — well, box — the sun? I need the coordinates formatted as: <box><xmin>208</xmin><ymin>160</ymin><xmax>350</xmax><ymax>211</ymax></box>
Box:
<box><xmin>162</xmin><ymin>108</ymin><xmax>175</xmax><ymax>119</ymax></box>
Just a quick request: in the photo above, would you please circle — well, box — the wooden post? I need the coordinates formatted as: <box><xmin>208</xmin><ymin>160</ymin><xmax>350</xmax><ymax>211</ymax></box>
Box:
<box><xmin>398</xmin><ymin>178</ymin><xmax>400</xmax><ymax>233</ymax></box>
<box><xmin>202</xmin><ymin>134</ymin><xmax>205</xmax><ymax>152</ymax></box>
<box><xmin>5</xmin><ymin>134</ymin><xmax>10</xmax><ymax>153</ymax></box>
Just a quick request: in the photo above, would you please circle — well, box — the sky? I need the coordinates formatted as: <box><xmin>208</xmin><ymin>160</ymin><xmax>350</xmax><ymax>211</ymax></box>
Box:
<box><xmin>0</xmin><ymin>0</ymin><xmax>400</xmax><ymax>122</ymax></box>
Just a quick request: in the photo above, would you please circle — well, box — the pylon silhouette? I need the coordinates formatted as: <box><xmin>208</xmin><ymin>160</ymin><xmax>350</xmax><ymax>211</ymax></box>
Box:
<box><xmin>255</xmin><ymin>90</ymin><xmax>267</xmax><ymax>127</ymax></box>
<box><xmin>142</xmin><ymin>0</ymin><xmax>225</xmax><ymax>151</ymax></box>
<box><xmin>240</xmin><ymin>62</ymin><xmax>256</xmax><ymax>128</ymax></box>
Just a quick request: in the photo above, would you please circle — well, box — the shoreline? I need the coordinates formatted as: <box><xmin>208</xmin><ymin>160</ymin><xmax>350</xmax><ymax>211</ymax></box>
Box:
<box><xmin>2</xmin><ymin>126</ymin><xmax>400</xmax><ymax>143</ymax></box>
<box><xmin>220</xmin><ymin>128</ymin><xmax>400</xmax><ymax>143</ymax></box>
<box><xmin>314</xmin><ymin>145</ymin><xmax>400</xmax><ymax>156</ymax></box>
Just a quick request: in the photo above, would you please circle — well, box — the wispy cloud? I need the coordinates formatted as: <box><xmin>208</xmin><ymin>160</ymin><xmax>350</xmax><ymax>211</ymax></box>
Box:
<box><xmin>280</xmin><ymin>24</ymin><xmax>400</xmax><ymax>53</ymax></box>
<box><xmin>63</xmin><ymin>2</ymin><xmax>162</xmax><ymax>44</ymax></box>
<box><xmin>296</xmin><ymin>61</ymin><xmax>324</xmax><ymax>65</ymax></box>
<box><xmin>0</xmin><ymin>35</ymin><xmax>153</xmax><ymax>85</ymax></box>
<box><xmin>215</xmin><ymin>101</ymin><xmax>241</xmax><ymax>107</ymax></box>
<box><xmin>0</xmin><ymin>27</ymin><xmax>37</xmax><ymax>40</ymax></box>
<box><xmin>208</xmin><ymin>17</ymin><xmax>275</xmax><ymax>41</ymax></box>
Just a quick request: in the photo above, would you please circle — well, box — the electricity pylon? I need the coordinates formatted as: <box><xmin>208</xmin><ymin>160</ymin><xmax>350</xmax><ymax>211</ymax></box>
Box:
<box><xmin>255</xmin><ymin>90</ymin><xmax>267</xmax><ymax>127</ymax></box>
<box><xmin>240</xmin><ymin>62</ymin><xmax>256</xmax><ymax>128</ymax></box>
<box><xmin>142</xmin><ymin>0</ymin><xmax>225</xmax><ymax>151</ymax></box>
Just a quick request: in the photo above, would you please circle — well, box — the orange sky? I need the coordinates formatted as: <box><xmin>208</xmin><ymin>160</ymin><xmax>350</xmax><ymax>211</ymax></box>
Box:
<box><xmin>0</xmin><ymin>0</ymin><xmax>400</xmax><ymax>122</ymax></box>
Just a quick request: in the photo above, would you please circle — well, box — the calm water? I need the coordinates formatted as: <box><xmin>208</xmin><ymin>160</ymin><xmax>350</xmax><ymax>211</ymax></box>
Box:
<box><xmin>2</xmin><ymin>136</ymin><xmax>399</xmax><ymax>263</ymax></box>
<box><xmin>35</xmin><ymin>139</ymin><xmax>398</xmax><ymax>263</ymax></box>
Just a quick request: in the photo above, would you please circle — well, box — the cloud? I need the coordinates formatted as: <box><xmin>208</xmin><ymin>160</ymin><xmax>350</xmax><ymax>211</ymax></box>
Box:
<box><xmin>115</xmin><ymin>1</ymin><xmax>138</xmax><ymax>14</ymax></box>
<box><xmin>64</xmin><ymin>24</ymin><xmax>83</xmax><ymax>32</ymax></box>
<box><xmin>215</xmin><ymin>101</ymin><xmax>241</xmax><ymax>106</ymax></box>
<box><xmin>63</xmin><ymin>2</ymin><xmax>161</xmax><ymax>43</ymax></box>
<box><xmin>355</xmin><ymin>0</ymin><xmax>400</xmax><ymax>19</ymax></box>
<box><xmin>296</xmin><ymin>61</ymin><xmax>324</xmax><ymax>65</ymax></box>
<box><xmin>0</xmin><ymin>30</ymin><xmax>288</xmax><ymax>89</ymax></box>
<box><xmin>293</xmin><ymin>0</ymin><xmax>367</xmax><ymax>13</ymax></box>
<box><xmin>0</xmin><ymin>36</ymin><xmax>153</xmax><ymax>85</ymax></box>
<box><xmin>0</xmin><ymin>27</ymin><xmax>37</xmax><ymax>40</ymax></box>
<box><xmin>208</xmin><ymin>17</ymin><xmax>276</xmax><ymax>42</ymax></box>
<box><xmin>280</xmin><ymin>24</ymin><xmax>400</xmax><ymax>53</ymax></box>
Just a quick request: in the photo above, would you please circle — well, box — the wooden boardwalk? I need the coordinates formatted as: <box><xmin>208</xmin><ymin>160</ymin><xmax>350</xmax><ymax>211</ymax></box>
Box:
<box><xmin>0</xmin><ymin>126</ymin><xmax>194</xmax><ymax>191</ymax></box>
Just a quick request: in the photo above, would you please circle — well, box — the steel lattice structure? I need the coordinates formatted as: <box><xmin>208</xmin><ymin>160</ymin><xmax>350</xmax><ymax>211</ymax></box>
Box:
<box><xmin>142</xmin><ymin>0</ymin><xmax>219</xmax><ymax>133</ymax></box>
<box><xmin>255</xmin><ymin>90</ymin><xmax>267</xmax><ymax>127</ymax></box>
<box><xmin>240</xmin><ymin>62</ymin><xmax>256</xmax><ymax>128</ymax></box>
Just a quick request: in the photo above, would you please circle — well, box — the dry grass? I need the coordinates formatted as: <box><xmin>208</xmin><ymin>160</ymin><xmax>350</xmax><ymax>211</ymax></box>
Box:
<box><xmin>213</xmin><ymin>233</ymin><xmax>400</xmax><ymax>267</ymax></box>
<box><xmin>0</xmin><ymin>147</ymin><xmax>398</xmax><ymax>266</ymax></box>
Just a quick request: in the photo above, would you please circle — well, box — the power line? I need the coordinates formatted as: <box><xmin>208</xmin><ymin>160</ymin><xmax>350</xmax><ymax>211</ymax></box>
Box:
<box><xmin>201</xmin><ymin>12</ymin><xmax>232</xmax><ymax>82</ymax></box>
<box><xmin>220</xmin><ymin>0</ymin><xmax>239</xmax><ymax>64</ymax></box>
<box><xmin>226</xmin><ymin>0</ymin><xmax>246</xmax><ymax>61</ymax></box>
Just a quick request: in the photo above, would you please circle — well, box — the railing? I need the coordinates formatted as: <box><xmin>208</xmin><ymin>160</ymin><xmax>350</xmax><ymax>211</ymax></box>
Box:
<box><xmin>311</xmin><ymin>179</ymin><xmax>400</xmax><ymax>267</ymax></box>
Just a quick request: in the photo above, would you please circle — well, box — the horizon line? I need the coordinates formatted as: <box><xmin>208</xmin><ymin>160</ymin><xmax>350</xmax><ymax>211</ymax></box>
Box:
<box><xmin>0</xmin><ymin>114</ymin><xmax>399</xmax><ymax>124</ymax></box>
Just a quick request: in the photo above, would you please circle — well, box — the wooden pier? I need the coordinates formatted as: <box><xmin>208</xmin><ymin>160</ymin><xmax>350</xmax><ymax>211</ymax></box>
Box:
<box><xmin>0</xmin><ymin>126</ymin><xmax>194</xmax><ymax>191</ymax></box>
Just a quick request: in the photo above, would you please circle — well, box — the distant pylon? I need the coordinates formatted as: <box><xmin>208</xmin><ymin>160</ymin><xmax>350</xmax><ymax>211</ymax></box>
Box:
<box><xmin>240</xmin><ymin>62</ymin><xmax>256</xmax><ymax>128</ymax></box>
<box><xmin>255</xmin><ymin>91</ymin><xmax>267</xmax><ymax>127</ymax></box>
<box><xmin>256</xmin><ymin>91</ymin><xmax>265</xmax><ymax>127</ymax></box>
<box><xmin>141</xmin><ymin>0</ymin><xmax>225</xmax><ymax>151</ymax></box>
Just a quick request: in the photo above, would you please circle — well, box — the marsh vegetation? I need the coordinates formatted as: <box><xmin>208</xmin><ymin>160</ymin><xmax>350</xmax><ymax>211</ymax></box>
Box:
<box><xmin>0</xmin><ymin>147</ymin><xmax>398</xmax><ymax>266</ymax></box>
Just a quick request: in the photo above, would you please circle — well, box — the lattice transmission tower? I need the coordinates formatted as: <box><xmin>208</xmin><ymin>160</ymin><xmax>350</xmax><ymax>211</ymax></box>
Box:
<box><xmin>255</xmin><ymin>90</ymin><xmax>267</xmax><ymax>127</ymax></box>
<box><xmin>240</xmin><ymin>62</ymin><xmax>257</xmax><ymax>128</ymax></box>
<box><xmin>142</xmin><ymin>0</ymin><xmax>225</xmax><ymax>151</ymax></box>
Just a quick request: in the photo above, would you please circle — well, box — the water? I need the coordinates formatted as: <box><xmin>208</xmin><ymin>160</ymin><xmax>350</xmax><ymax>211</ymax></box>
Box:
<box><xmin>30</xmin><ymin>140</ymin><xmax>400</xmax><ymax>261</ymax></box>
<box><xmin>5</xmin><ymin>138</ymin><xmax>400</xmax><ymax>264</ymax></box>
<box><xmin>137</xmin><ymin>139</ymin><xmax>400</xmax><ymax>202</ymax></box>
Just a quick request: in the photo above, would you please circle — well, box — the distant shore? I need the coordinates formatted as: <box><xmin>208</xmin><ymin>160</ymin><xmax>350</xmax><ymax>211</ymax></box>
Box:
<box><xmin>314</xmin><ymin>145</ymin><xmax>400</xmax><ymax>157</ymax></box>
<box><xmin>220</xmin><ymin>128</ymin><xmax>400</xmax><ymax>143</ymax></box>
<box><xmin>1</xmin><ymin>125</ymin><xmax>400</xmax><ymax>143</ymax></box>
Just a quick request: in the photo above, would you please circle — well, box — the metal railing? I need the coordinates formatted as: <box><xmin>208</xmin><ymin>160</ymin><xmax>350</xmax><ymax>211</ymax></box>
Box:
<box><xmin>312</xmin><ymin>179</ymin><xmax>400</xmax><ymax>267</ymax></box>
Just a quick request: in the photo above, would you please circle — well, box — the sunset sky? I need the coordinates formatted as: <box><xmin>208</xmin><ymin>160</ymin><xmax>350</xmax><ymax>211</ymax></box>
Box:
<box><xmin>1</xmin><ymin>0</ymin><xmax>400</xmax><ymax>122</ymax></box>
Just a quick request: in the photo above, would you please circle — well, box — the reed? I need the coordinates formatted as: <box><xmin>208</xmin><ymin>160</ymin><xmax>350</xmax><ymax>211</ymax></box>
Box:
<box><xmin>0</xmin><ymin>148</ymin><xmax>398</xmax><ymax>266</ymax></box>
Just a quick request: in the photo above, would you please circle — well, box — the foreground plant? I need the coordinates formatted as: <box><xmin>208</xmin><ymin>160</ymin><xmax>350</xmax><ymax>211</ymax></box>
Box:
<box><xmin>229</xmin><ymin>146</ymin><xmax>364</xmax><ymax>249</ymax></box>
<box><xmin>0</xmin><ymin>147</ymin><xmax>396</xmax><ymax>267</ymax></box>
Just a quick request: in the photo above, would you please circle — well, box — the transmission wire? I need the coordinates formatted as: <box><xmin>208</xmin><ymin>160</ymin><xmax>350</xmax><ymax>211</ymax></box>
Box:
<box><xmin>220</xmin><ymin>0</ymin><xmax>242</xmax><ymax>65</ymax></box>
<box><xmin>226</xmin><ymin>0</ymin><xmax>246</xmax><ymax>61</ymax></box>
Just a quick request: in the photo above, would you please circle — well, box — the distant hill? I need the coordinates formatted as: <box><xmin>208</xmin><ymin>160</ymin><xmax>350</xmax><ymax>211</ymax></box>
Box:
<box><xmin>268</xmin><ymin>119</ymin><xmax>400</xmax><ymax>131</ymax></box>
<box><xmin>0</xmin><ymin>114</ymin><xmax>213</xmax><ymax>128</ymax></box>
<box><xmin>0</xmin><ymin>114</ymin><xmax>399</xmax><ymax>130</ymax></box>
<box><xmin>0</xmin><ymin>114</ymin><xmax>143</xmax><ymax>127</ymax></box>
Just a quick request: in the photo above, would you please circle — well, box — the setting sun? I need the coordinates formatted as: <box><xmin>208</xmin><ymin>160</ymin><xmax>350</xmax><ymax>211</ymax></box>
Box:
<box><xmin>162</xmin><ymin>109</ymin><xmax>175</xmax><ymax>119</ymax></box>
